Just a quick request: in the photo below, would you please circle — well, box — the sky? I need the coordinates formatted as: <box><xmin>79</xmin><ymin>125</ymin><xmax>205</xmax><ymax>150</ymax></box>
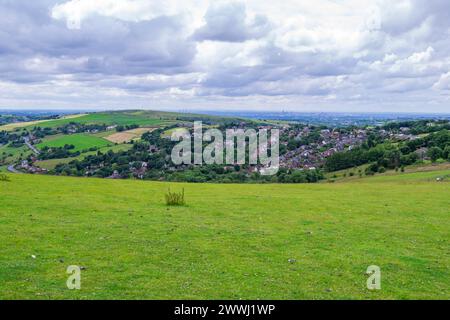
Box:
<box><xmin>0</xmin><ymin>0</ymin><xmax>450</xmax><ymax>113</ymax></box>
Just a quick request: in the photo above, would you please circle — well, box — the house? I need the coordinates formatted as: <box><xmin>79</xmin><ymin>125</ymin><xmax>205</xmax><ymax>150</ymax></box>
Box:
<box><xmin>21</xmin><ymin>160</ymin><xmax>29</xmax><ymax>169</ymax></box>
<box><xmin>108</xmin><ymin>170</ymin><xmax>121</xmax><ymax>179</ymax></box>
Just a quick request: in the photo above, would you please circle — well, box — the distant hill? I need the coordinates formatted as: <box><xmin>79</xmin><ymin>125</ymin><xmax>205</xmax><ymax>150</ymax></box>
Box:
<box><xmin>0</xmin><ymin>109</ymin><xmax>249</xmax><ymax>131</ymax></box>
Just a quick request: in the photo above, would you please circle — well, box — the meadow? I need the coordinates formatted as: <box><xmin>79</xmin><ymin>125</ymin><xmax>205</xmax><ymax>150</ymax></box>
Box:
<box><xmin>36</xmin><ymin>134</ymin><xmax>112</xmax><ymax>152</ymax></box>
<box><xmin>0</xmin><ymin>110</ymin><xmax>244</xmax><ymax>132</ymax></box>
<box><xmin>0</xmin><ymin>114</ymin><xmax>87</xmax><ymax>131</ymax></box>
<box><xmin>0</xmin><ymin>170</ymin><xmax>448</xmax><ymax>299</ymax></box>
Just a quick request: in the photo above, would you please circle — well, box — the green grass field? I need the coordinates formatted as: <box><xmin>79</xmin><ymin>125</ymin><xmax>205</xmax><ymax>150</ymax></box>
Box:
<box><xmin>0</xmin><ymin>170</ymin><xmax>449</xmax><ymax>300</ymax></box>
<box><xmin>0</xmin><ymin>114</ymin><xmax>87</xmax><ymax>132</ymax></box>
<box><xmin>19</xmin><ymin>111</ymin><xmax>192</xmax><ymax>129</ymax></box>
<box><xmin>0</xmin><ymin>110</ymin><xmax>243</xmax><ymax>131</ymax></box>
<box><xmin>36</xmin><ymin>134</ymin><xmax>112</xmax><ymax>152</ymax></box>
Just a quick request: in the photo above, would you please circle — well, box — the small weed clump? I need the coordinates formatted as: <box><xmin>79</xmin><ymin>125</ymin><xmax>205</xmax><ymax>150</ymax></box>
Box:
<box><xmin>0</xmin><ymin>173</ymin><xmax>11</xmax><ymax>182</ymax></box>
<box><xmin>165</xmin><ymin>188</ymin><xmax>185</xmax><ymax>206</ymax></box>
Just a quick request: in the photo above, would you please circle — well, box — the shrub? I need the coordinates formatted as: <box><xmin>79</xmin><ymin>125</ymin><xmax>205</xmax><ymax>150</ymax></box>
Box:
<box><xmin>428</xmin><ymin>147</ymin><xmax>443</xmax><ymax>162</ymax></box>
<box><xmin>0</xmin><ymin>173</ymin><xmax>11</xmax><ymax>182</ymax></box>
<box><xmin>165</xmin><ymin>188</ymin><xmax>185</xmax><ymax>206</ymax></box>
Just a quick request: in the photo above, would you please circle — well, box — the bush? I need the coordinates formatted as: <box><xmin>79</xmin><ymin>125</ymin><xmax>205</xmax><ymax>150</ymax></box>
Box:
<box><xmin>0</xmin><ymin>173</ymin><xmax>11</xmax><ymax>182</ymax></box>
<box><xmin>444</xmin><ymin>145</ymin><xmax>450</xmax><ymax>160</ymax></box>
<box><xmin>165</xmin><ymin>188</ymin><xmax>185</xmax><ymax>206</ymax></box>
<box><xmin>428</xmin><ymin>147</ymin><xmax>443</xmax><ymax>162</ymax></box>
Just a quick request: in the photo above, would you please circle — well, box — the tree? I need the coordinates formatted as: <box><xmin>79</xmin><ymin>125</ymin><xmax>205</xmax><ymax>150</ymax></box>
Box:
<box><xmin>428</xmin><ymin>147</ymin><xmax>443</xmax><ymax>162</ymax></box>
<box><xmin>443</xmin><ymin>145</ymin><xmax>450</xmax><ymax>160</ymax></box>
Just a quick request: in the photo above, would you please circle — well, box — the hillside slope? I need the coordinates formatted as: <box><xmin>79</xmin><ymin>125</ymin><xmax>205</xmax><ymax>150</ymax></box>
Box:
<box><xmin>0</xmin><ymin>171</ymin><xmax>449</xmax><ymax>299</ymax></box>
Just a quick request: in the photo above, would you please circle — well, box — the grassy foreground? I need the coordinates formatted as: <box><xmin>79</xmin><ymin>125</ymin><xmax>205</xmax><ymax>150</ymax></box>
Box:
<box><xmin>0</xmin><ymin>171</ymin><xmax>449</xmax><ymax>300</ymax></box>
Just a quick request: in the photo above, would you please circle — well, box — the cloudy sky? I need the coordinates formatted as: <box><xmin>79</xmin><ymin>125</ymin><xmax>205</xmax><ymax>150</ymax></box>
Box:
<box><xmin>1</xmin><ymin>0</ymin><xmax>450</xmax><ymax>113</ymax></box>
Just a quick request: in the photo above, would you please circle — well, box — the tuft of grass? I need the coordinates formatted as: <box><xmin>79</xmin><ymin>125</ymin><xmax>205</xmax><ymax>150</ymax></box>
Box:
<box><xmin>165</xmin><ymin>187</ymin><xmax>185</xmax><ymax>206</ymax></box>
<box><xmin>0</xmin><ymin>173</ymin><xmax>10</xmax><ymax>182</ymax></box>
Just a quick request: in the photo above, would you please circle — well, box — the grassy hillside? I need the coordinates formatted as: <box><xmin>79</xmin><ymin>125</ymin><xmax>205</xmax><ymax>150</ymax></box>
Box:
<box><xmin>0</xmin><ymin>144</ymin><xmax>32</xmax><ymax>169</ymax></box>
<box><xmin>0</xmin><ymin>110</ymin><xmax>244</xmax><ymax>131</ymax></box>
<box><xmin>0</xmin><ymin>114</ymin><xmax>87</xmax><ymax>132</ymax></box>
<box><xmin>25</xmin><ymin>113</ymin><xmax>172</xmax><ymax>129</ymax></box>
<box><xmin>36</xmin><ymin>133</ymin><xmax>112</xmax><ymax>152</ymax></box>
<box><xmin>324</xmin><ymin>162</ymin><xmax>450</xmax><ymax>183</ymax></box>
<box><xmin>0</xmin><ymin>171</ymin><xmax>449</xmax><ymax>300</ymax></box>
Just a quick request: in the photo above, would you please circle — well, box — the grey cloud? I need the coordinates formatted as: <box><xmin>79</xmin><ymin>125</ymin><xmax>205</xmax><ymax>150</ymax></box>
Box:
<box><xmin>0</xmin><ymin>0</ymin><xmax>197</xmax><ymax>81</ymax></box>
<box><xmin>194</xmin><ymin>2</ymin><xmax>270</xmax><ymax>42</ymax></box>
<box><xmin>379</xmin><ymin>0</ymin><xmax>450</xmax><ymax>37</ymax></box>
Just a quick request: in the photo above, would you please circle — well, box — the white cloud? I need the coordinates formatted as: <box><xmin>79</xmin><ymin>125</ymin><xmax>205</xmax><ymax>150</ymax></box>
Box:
<box><xmin>433</xmin><ymin>72</ymin><xmax>450</xmax><ymax>90</ymax></box>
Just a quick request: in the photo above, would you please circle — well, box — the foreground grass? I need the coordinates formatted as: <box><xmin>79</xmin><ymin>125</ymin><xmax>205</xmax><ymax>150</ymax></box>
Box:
<box><xmin>0</xmin><ymin>172</ymin><xmax>449</xmax><ymax>299</ymax></box>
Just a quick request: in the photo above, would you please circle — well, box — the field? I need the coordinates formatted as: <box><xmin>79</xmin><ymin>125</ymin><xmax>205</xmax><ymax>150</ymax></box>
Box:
<box><xmin>36</xmin><ymin>134</ymin><xmax>112</xmax><ymax>152</ymax></box>
<box><xmin>324</xmin><ymin>162</ymin><xmax>450</xmax><ymax>183</ymax></box>
<box><xmin>0</xmin><ymin>110</ymin><xmax>243</xmax><ymax>132</ymax></box>
<box><xmin>0</xmin><ymin>170</ymin><xmax>449</xmax><ymax>299</ymax></box>
<box><xmin>0</xmin><ymin>114</ymin><xmax>87</xmax><ymax>131</ymax></box>
<box><xmin>16</xmin><ymin>111</ymin><xmax>199</xmax><ymax>130</ymax></box>
<box><xmin>105</xmin><ymin>128</ymin><xmax>156</xmax><ymax>144</ymax></box>
<box><xmin>161</xmin><ymin>127</ymin><xmax>188</xmax><ymax>138</ymax></box>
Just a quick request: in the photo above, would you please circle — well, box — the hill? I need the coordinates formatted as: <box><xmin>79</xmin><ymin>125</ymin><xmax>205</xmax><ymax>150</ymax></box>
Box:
<box><xmin>0</xmin><ymin>170</ymin><xmax>448</xmax><ymax>299</ymax></box>
<box><xmin>0</xmin><ymin>110</ymin><xmax>250</xmax><ymax>173</ymax></box>
<box><xmin>0</xmin><ymin>110</ymin><xmax>246</xmax><ymax>132</ymax></box>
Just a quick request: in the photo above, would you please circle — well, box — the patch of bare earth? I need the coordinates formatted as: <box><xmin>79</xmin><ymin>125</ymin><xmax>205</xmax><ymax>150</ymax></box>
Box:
<box><xmin>105</xmin><ymin>128</ymin><xmax>157</xmax><ymax>143</ymax></box>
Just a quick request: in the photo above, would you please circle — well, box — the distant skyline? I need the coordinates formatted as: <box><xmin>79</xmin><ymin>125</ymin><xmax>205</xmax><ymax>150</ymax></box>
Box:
<box><xmin>1</xmin><ymin>0</ymin><xmax>450</xmax><ymax>113</ymax></box>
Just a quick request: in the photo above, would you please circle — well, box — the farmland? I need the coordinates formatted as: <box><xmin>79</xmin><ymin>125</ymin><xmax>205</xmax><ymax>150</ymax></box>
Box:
<box><xmin>0</xmin><ymin>114</ymin><xmax>87</xmax><ymax>132</ymax></box>
<box><xmin>0</xmin><ymin>170</ymin><xmax>448</xmax><ymax>299</ymax></box>
<box><xmin>36</xmin><ymin>134</ymin><xmax>112</xmax><ymax>152</ymax></box>
<box><xmin>4</xmin><ymin>110</ymin><xmax>236</xmax><ymax>131</ymax></box>
<box><xmin>105</xmin><ymin>128</ymin><xmax>156</xmax><ymax>143</ymax></box>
